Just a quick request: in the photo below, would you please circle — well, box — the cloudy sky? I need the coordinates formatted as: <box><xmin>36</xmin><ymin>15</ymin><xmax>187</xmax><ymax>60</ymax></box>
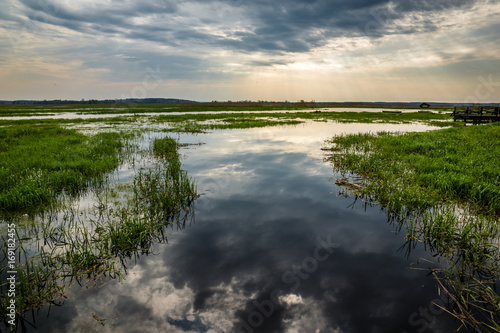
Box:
<box><xmin>0</xmin><ymin>0</ymin><xmax>499</xmax><ymax>102</ymax></box>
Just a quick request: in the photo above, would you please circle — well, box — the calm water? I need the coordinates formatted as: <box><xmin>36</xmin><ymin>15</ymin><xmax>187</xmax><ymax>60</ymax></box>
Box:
<box><xmin>6</xmin><ymin>122</ymin><xmax>464</xmax><ymax>332</ymax></box>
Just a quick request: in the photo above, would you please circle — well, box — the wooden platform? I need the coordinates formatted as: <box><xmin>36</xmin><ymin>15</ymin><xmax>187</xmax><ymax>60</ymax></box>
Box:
<box><xmin>452</xmin><ymin>106</ymin><xmax>500</xmax><ymax>124</ymax></box>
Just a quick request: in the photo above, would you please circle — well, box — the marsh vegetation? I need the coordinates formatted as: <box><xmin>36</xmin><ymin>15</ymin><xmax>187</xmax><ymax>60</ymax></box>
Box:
<box><xmin>1</xmin><ymin>127</ymin><xmax>196</xmax><ymax>330</ymax></box>
<box><xmin>0</xmin><ymin>104</ymin><xmax>498</xmax><ymax>332</ymax></box>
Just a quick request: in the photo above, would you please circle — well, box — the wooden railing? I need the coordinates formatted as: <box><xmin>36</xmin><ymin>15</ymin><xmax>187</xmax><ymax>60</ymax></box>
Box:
<box><xmin>452</xmin><ymin>106</ymin><xmax>500</xmax><ymax>124</ymax></box>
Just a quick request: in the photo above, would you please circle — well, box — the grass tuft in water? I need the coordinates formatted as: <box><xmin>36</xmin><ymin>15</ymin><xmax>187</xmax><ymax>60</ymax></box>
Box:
<box><xmin>103</xmin><ymin>136</ymin><xmax>197</xmax><ymax>255</ymax></box>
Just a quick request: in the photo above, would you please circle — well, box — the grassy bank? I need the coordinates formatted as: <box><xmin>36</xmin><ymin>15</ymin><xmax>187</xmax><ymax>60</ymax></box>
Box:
<box><xmin>327</xmin><ymin>123</ymin><xmax>500</xmax><ymax>331</ymax></box>
<box><xmin>0</xmin><ymin>125</ymin><xmax>124</xmax><ymax>213</ymax></box>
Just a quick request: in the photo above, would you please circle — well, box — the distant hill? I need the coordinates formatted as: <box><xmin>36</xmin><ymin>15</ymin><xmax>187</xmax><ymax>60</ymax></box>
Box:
<box><xmin>0</xmin><ymin>98</ymin><xmax>197</xmax><ymax>105</ymax></box>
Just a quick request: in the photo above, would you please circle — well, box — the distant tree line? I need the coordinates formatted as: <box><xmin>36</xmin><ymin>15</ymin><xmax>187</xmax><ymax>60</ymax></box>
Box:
<box><xmin>0</xmin><ymin>98</ymin><xmax>196</xmax><ymax>105</ymax></box>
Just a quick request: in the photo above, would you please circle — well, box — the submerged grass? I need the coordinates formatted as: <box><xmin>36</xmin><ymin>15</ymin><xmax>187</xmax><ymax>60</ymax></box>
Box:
<box><xmin>327</xmin><ymin>123</ymin><xmax>500</xmax><ymax>331</ymax></box>
<box><xmin>0</xmin><ymin>109</ymin><xmax>454</xmax><ymax>130</ymax></box>
<box><xmin>151</xmin><ymin>111</ymin><xmax>454</xmax><ymax>133</ymax></box>
<box><xmin>163</xmin><ymin>117</ymin><xmax>304</xmax><ymax>132</ymax></box>
<box><xmin>152</xmin><ymin>110</ymin><xmax>452</xmax><ymax>127</ymax></box>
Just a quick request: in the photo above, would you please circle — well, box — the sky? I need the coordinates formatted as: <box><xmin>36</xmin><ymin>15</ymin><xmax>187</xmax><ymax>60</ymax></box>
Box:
<box><xmin>0</xmin><ymin>0</ymin><xmax>499</xmax><ymax>102</ymax></box>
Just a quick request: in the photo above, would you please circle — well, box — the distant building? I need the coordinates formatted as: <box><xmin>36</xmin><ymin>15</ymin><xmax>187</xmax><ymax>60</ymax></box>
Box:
<box><xmin>420</xmin><ymin>103</ymin><xmax>430</xmax><ymax>108</ymax></box>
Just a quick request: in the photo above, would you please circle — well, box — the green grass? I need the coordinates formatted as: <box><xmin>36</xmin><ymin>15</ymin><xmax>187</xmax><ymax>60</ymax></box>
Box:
<box><xmin>328</xmin><ymin>123</ymin><xmax>500</xmax><ymax>215</ymax></box>
<box><xmin>133</xmin><ymin>136</ymin><xmax>197</xmax><ymax>227</ymax></box>
<box><xmin>0</xmin><ymin>116</ymin><xmax>140</xmax><ymax>127</ymax></box>
<box><xmin>0</xmin><ymin>125</ymin><xmax>124</xmax><ymax>213</ymax></box>
<box><xmin>327</xmin><ymin>123</ymin><xmax>500</xmax><ymax>330</ymax></box>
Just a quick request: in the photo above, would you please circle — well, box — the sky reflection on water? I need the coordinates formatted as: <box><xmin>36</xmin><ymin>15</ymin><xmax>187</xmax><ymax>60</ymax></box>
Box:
<box><xmin>19</xmin><ymin>122</ymin><xmax>462</xmax><ymax>333</ymax></box>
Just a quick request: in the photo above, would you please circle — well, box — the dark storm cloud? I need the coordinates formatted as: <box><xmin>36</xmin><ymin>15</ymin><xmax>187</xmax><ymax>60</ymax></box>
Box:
<box><xmin>213</xmin><ymin>0</ymin><xmax>475</xmax><ymax>50</ymax></box>
<box><xmin>18</xmin><ymin>0</ymin><xmax>178</xmax><ymax>37</ymax></box>
<box><xmin>14</xmin><ymin>0</ymin><xmax>480</xmax><ymax>53</ymax></box>
<box><xmin>0</xmin><ymin>9</ymin><xmax>14</xmax><ymax>22</ymax></box>
<box><xmin>394</xmin><ymin>0</ymin><xmax>476</xmax><ymax>12</ymax></box>
<box><xmin>19</xmin><ymin>0</ymin><xmax>178</xmax><ymax>21</ymax></box>
<box><xmin>224</xmin><ymin>0</ymin><xmax>477</xmax><ymax>51</ymax></box>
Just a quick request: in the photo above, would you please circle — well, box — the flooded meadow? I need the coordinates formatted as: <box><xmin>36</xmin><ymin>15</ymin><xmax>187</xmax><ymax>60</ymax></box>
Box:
<box><xmin>1</xmin><ymin>111</ymin><xmax>498</xmax><ymax>332</ymax></box>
